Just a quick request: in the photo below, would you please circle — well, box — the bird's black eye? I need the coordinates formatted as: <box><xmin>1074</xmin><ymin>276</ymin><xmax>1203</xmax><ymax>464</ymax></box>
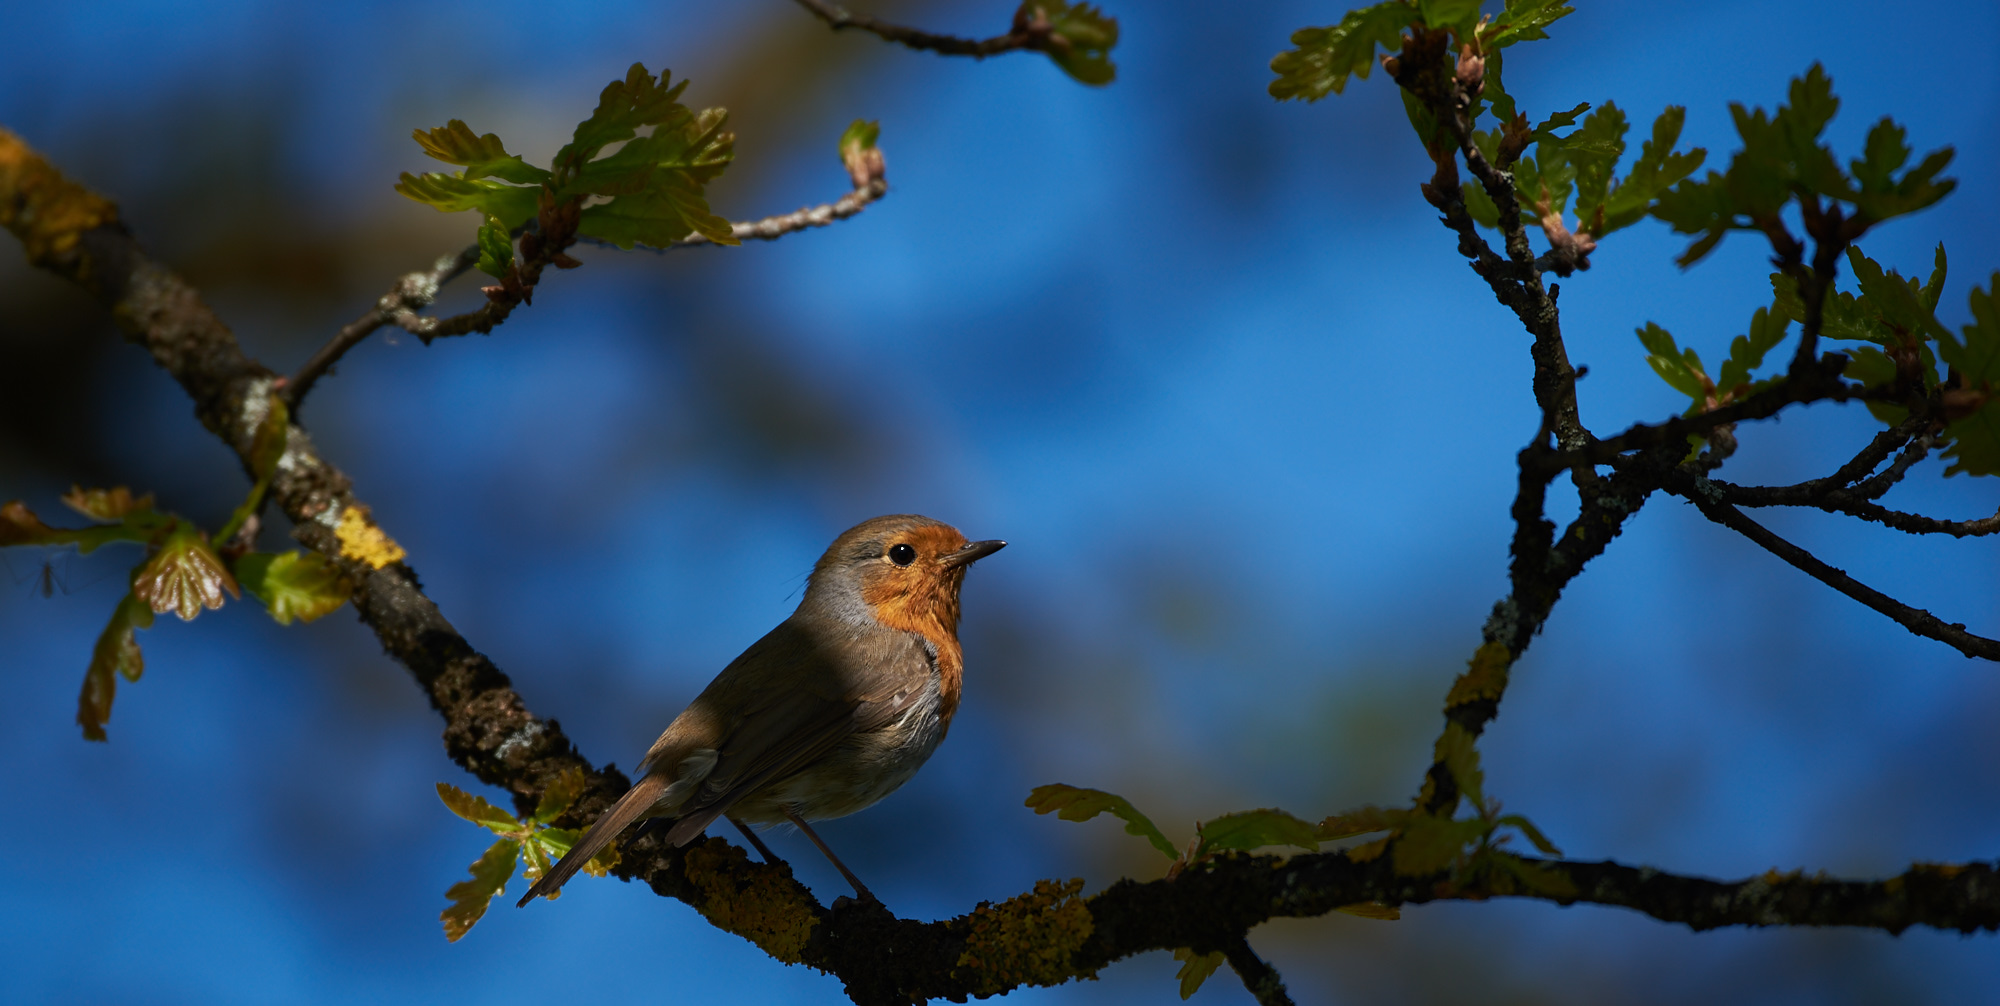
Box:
<box><xmin>888</xmin><ymin>543</ymin><xmax>917</xmax><ymax>566</ymax></box>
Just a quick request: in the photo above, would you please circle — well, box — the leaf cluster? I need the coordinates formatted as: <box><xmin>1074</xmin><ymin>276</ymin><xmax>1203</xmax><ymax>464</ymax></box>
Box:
<box><xmin>4</xmin><ymin>396</ymin><xmax>350</xmax><ymax>739</ymax></box>
<box><xmin>1026</xmin><ymin>1</ymin><xmax>1120</xmax><ymax>87</ymax></box>
<box><xmin>1653</xmin><ymin>64</ymin><xmax>1955</xmax><ymax>265</ymax></box>
<box><xmin>396</xmin><ymin>62</ymin><xmax>737</xmax><ymax>276</ymax></box>
<box><xmin>1269</xmin><ymin>0</ymin><xmax>1573</xmax><ymax>103</ymax></box>
<box><xmin>437</xmin><ymin>769</ymin><xmax>617</xmax><ymax>941</ymax></box>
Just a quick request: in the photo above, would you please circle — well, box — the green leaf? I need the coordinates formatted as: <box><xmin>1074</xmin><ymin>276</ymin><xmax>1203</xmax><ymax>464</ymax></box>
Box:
<box><xmin>1941</xmin><ymin>273</ymin><xmax>2000</xmax><ymax>476</ymax></box>
<box><xmin>1850</xmin><ymin>117</ymin><xmax>1910</xmax><ymax>194</ymax></box>
<box><xmin>1317</xmin><ymin>805</ymin><xmax>1409</xmax><ymax>841</ymax></box>
<box><xmin>442</xmin><ymin>838</ymin><xmax>519</xmax><ymax>942</ymax></box>
<box><xmin>1434</xmin><ymin>722</ymin><xmax>1484</xmax><ymax>811</ymax></box>
<box><xmin>411</xmin><ymin>120</ymin><xmax>550</xmax><ymax>185</ymax></box>
<box><xmin>1025</xmin><ymin>784</ymin><xmax>1178</xmax><ymax>860</ymax></box>
<box><xmin>561</xmin><ymin>105</ymin><xmax>733</xmax><ymax>199</ymax></box>
<box><xmin>1417</xmin><ymin>0</ymin><xmax>1481</xmax><ymax>33</ymax></box>
<box><xmin>393</xmin><ymin>172</ymin><xmax>541</xmax><ymax>229</ymax></box>
<box><xmin>533</xmin><ymin>766</ymin><xmax>589</xmax><ymax>824</ymax></box>
<box><xmin>1567</xmin><ymin>101</ymin><xmax>1629</xmax><ymax>226</ymax></box>
<box><xmin>1484</xmin><ymin>850</ymin><xmax>1578</xmax><ymax>897</ymax></box>
<box><xmin>1195</xmin><ymin>809</ymin><xmax>1322</xmax><ymax>858</ymax></box>
<box><xmin>1636</xmin><ymin>322</ymin><xmax>1710</xmax><ymax>402</ymax></box>
<box><xmin>132</xmin><ymin>523</ymin><xmax>238</xmax><ymax>622</ymax></box>
<box><xmin>1594</xmin><ymin>106</ymin><xmax>1705</xmax><ymax>237</ymax></box>
<box><xmin>1716</xmin><ymin>307</ymin><xmax>1790</xmax><ymax>394</ymax></box>
<box><xmin>1031</xmin><ymin>1</ymin><xmax>1119</xmax><ymax>86</ymax></box>
<box><xmin>437</xmin><ymin>782</ymin><xmax>522</xmax><ymax>834</ymax></box>
<box><xmin>558</xmin><ymin>63</ymin><xmax>695</xmax><ymax>171</ymax></box>
<box><xmin>521</xmin><ymin>832</ymin><xmax>554</xmax><ymax>887</ymax></box>
<box><xmin>474</xmin><ymin>215</ymin><xmax>514</xmax><ymax>281</ymax></box>
<box><xmin>78</xmin><ymin>588</ymin><xmax>152</xmax><ymax>741</ymax></box>
<box><xmin>1483</xmin><ymin>0</ymin><xmax>1575</xmax><ymax>49</ymax></box>
<box><xmin>1268</xmin><ymin>1</ymin><xmax>1414</xmax><ymax>103</ymax></box>
<box><xmin>838</xmin><ymin>118</ymin><xmax>880</xmax><ymax>163</ymax></box>
<box><xmin>1460</xmin><ymin>180</ymin><xmax>1500</xmax><ymax>228</ymax></box>
<box><xmin>1171</xmin><ymin>948</ymin><xmax>1225</xmax><ymax>1000</ymax></box>
<box><xmin>577</xmin><ymin>186</ymin><xmax>735</xmax><ymax>250</ymax></box>
<box><xmin>1495</xmin><ymin>814</ymin><xmax>1562</xmax><ymax>856</ymax></box>
<box><xmin>1922</xmin><ymin>243</ymin><xmax>1949</xmax><ymax>313</ymax></box>
<box><xmin>1391</xmin><ymin>814</ymin><xmax>1488</xmax><ymax>876</ymax></box>
<box><xmin>1843</xmin><ymin>347</ymin><xmax>1909</xmax><ymax>426</ymax></box>
<box><xmin>235</xmin><ymin>550</ymin><xmax>350</xmax><ymax>625</ymax></box>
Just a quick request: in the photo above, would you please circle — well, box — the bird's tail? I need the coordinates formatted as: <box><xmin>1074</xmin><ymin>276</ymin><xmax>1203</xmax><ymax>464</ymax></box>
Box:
<box><xmin>517</xmin><ymin>772</ymin><xmax>666</xmax><ymax>908</ymax></box>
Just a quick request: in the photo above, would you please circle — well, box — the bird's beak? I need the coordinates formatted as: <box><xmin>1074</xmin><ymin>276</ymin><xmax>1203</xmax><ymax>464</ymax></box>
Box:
<box><xmin>940</xmin><ymin>539</ymin><xmax>1006</xmax><ymax>569</ymax></box>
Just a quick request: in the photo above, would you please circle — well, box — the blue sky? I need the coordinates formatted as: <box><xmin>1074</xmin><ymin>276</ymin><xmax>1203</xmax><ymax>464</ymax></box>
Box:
<box><xmin>2</xmin><ymin>1</ymin><xmax>1998</xmax><ymax>1003</ymax></box>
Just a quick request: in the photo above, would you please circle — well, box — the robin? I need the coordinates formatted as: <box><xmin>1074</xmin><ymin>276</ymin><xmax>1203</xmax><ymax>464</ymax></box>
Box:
<box><xmin>519</xmin><ymin>514</ymin><xmax>1005</xmax><ymax>906</ymax></box>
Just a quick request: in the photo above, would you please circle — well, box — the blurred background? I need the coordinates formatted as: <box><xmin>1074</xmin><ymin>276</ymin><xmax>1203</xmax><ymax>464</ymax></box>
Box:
<box><xmin>3</xmin><ymin>1</ymin><xmax>1998</xmax><ymax>1002</ymax></box>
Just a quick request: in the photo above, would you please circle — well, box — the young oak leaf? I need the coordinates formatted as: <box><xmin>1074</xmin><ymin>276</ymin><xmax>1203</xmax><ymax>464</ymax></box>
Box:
<box><xmin>1195</xmin><ymin>808</ymin><xmax>1323</xmax><ymax>858</ymax></box>
<box><xmin>1171</xmin><ymin>947</ymin><xmax>1225</xmax><ymax>1000</ymax></box>
<box><xmin>839</xmin><ymin>119</ymin><xmax>884</xmax><ymax>189</ymax></box>
<box><xmin>1268</xmin><ymin>1</ymin><xmax>1413</xmax><ymax>103</ymax></box>
<box><xmin>532</xmin><ymin>766</ymin><xmax>590</xmax><ymax>824</ymax></box>
<box><xmin>437</xmin><ymin>782</ymin><xmax>523</xmax><ymax>834</ymax></box>
<box><xmin>1029</xmin><ymin>1</ymin><xmax>1119</xmax><ymax>87</ymax></box>
<box><xmin>1481</xmin><ymin>0</ymin><xmax>1575</xmax><ymax>50</ymax></box>
<box><xmin>1025</xmin><ymin>784</ymin><xmax>1179</xmax><ymax>860</ymax></box>
<box><xmin>0</xmin><ymin>500</ymin><xmax>59</xmax><ymax>546</ymax></box>
<box><xmin>1940</xmin><ymin>272</ymin><xmax>2000</xmax><ymax>476</ymax></box>
<box><xmin>235</xmin><ymin>550</ymin><xmax>350</xmax><ymax>625</ymax></box>
<box><xmin>410</xmin><ymin>120</ymin><xmax>550</xmax><ymax>185</ymax></box>
<box><xmin>442</xmin><ymin>838</ymin><xmax>520</xmax><ymax>942</ymax></box>
<box><xmin>78</xmin><ymin>589</ymin><xmax>153</xmax><ymax>742</ymax></box>
<box><xmin>131</xmin><ymin>524</ymin><xmax>238</xmax><ymax>622</ymax></box>
<box><xmin>61</xmin><ymin>485</ymin><xmax>156</xmax><ymax>522</ymax></box>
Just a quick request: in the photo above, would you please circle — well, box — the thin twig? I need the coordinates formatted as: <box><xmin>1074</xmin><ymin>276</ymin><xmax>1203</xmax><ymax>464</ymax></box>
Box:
<box><xmin>1680</xmin><ymin>488</ymin><xmax>2000</xmax><ymax>660</ymax></box>
<box><xmin>584</xmin><ymin>176</ymin><xmax>889</xmax><ymax>254</ymax></box>
<box><xmin>1221</xmin><ymin>936</ymin><xmax>1297</xmax><ymax>1006</ymax></box>
<box><xmin>791</xmin><ymin>0</ymin><xmax>1051</xmax><ymax>58</ymax></box>
<box><xmin>284</xmin><ymin>245</ymin><xmax>480</xmax><ymax>407</ymax></box>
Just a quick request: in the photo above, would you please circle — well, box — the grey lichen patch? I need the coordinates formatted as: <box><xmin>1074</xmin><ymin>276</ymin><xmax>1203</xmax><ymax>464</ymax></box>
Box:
<box><xmin>953</xmin><ymin>878</ymin><xmax>1096</xmax><ymax>996</ymax></box>
<box><xmin>495</xmin><ymin>720</ymin><xmax>546</xmax><ymax>764</ymax></box>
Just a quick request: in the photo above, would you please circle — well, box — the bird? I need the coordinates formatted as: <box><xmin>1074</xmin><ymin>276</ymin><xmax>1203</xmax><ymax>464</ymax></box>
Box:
<box><xmin>518</xmin><ymin>514</ymin><xmax>1005</xmax><ymax>906</ymax></box>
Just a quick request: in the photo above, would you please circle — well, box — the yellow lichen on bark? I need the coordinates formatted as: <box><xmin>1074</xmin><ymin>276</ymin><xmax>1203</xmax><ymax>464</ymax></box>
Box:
<box><xmin>335</xmin><ymin>505</ymin><xmax>407</xmax><ymax>569</ymax></box>
<box><xmin>0</xmin><ymin>128</ymin><xmax>119</xmax><ymax>266</ymax></box>
<box><xmin>953</xmin><ymin>878</ymin><xmax>1096</xmax><ymax>995</ymax></box>
<box><xmin>682</xmin><ymin>839</ymin><xmax>820</xmax><ymax>964</ymax></box>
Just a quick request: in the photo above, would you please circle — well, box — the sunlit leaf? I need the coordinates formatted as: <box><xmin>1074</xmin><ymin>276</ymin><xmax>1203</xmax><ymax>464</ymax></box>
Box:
<box><xmin>1268</xmin><ymin>1</ymin><xmax>1413</xmax><ymax>103</ymax></box>
<box><xmin>1026</xmin><ymin>784</ymin><xmax>1178</xmax><ymax>859</ymax></box>
<box><xmin>411</xmin><ymin>120</ymin><xmax>550</xmax><ymax>185</ymax></box>
<box><xmin>1434</xmin><ymin>722</ymin><xmax>1484</xmax><ymax>812</ymax></box>
<box><xmin>577</xmin><ymin>184</ymin><xmax>736</xmax><ymax>249</ymax></box>
<box><xmin>1636</xmin><ymin>322</ymin><xmax>1709</xmax><ymax>402</ymax></box>
<box><xmin>442</xmin><ymin>838</ymin><xmax>519</xmax><ymax>942</ymax></box>
<box><xmin>60</xmin><ymin>486</ymin><xmax>155</xmax><ymax>522</ymax></box>
<box><xmin>1171</xmin><ymin>947</ymin><xmax>1225</xmax><ymax>1000</ymax></box>
<box><xmin>131</xmin><ymin>524</ymin><xmax>237</xmax><ymax>622</ymax></box>
<box><xmin>235</xmin><ymin>550</ymin><xmax>350</xmax><ymax>625</ymax></box>
<box><xmin>1483</xmin><ymin>0</ymin><xmax>1574</xmax><ymax>49</ymax></box>
<box><xmin>558</xmin><ymin>62</ymin><xmax>695</xmax><ymax>170</ymax></box>
<box><xmin>393</xmin><ymin>172</ymin><xmax>541</xmax><ymax>229</ymax></box>
<box><xmin>437</xmin><ymin>782</ymin><xmax>522</xmax><ymax>833</ymax></box>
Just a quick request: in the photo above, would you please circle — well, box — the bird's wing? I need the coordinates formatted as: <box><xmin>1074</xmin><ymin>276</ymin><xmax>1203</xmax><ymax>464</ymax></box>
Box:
<box><xmin>652</xmin><ymin>617</ymin><xmax>933</xmax><ymax>844</ymax></box>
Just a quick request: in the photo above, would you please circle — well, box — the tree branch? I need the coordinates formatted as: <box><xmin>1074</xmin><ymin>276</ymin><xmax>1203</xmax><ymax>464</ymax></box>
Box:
<box><xmin>585</xmin><ymin>174</ymin><xmax>889</xmax><ymax>253</ymax></box>
<box><xmin>1222</xmin><ymin>936</ymin><xmax>1296</xmax><ymax>1006</ymax></box>
<box><xmin>792</xmin><ymin>0</ymin><xmax>1056</xmax><ymax>59</ymax></box>
<box><xmin>284</xmin><ymin>245</ymin><xmax>480</xmax><ymax>408</ymax></box>
<box><xmin>1671</xmin><ymin>480</ymin><xmax>2000</xmax><ymax>660</ymax></box>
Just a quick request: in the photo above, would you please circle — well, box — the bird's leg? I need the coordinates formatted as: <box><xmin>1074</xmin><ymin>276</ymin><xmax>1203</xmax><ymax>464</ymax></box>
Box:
<box><xmin>782</xmin><ymin>808</ymin><xmax>877</xmax><ymax>903</ymax></box>
<box><xmin>729</xmin><ymin>817</ymin><xmax>781</xmax><ymax>865</ymax></box>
